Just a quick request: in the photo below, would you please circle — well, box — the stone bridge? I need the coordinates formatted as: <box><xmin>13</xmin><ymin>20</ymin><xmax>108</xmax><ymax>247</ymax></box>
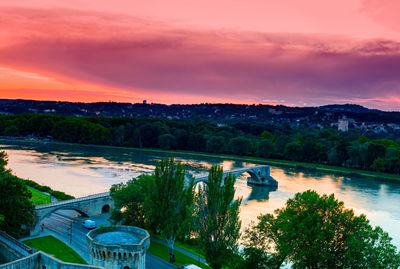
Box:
<box><xmin>31</xmin><ymin>192</ymin><xmax>113</xmax><ymax>236</ymax></box>
<box><xmin>189</xmin><ymin>165</ymin><xmax>278</xmax><ymax>186</ymax></box>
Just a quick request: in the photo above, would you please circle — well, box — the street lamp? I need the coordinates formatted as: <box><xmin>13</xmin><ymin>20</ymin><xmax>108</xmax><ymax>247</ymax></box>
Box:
<box><xmin>67</xmin><ymin>222</ymin><xmax>72</xmax><ymax>244</ymax></box>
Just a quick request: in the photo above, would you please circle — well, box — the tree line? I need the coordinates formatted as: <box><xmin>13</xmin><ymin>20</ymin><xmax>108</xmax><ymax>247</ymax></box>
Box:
<box><xmin>110</xmin><ymin>157</ymin><xmax>400</xmax><ymax>269</ymax></box>
<box><xmin>1</xmin><ymin>113</ymin><xmax>400</xmax><ymax>175</ymax></box>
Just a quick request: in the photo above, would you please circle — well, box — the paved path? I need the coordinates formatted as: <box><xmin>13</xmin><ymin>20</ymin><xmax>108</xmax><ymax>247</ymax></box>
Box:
<box><xmin>151</xmin><ymin>237</ymin><xmax>208</xmax><ymax>266</ymax></box>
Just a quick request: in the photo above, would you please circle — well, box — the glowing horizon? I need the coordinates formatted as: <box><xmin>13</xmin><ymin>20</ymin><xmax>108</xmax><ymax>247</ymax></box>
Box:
<box><xmin>1</xmin><ymin>1</ymin><xmax>400</xmax><ymax>111</ymax></box>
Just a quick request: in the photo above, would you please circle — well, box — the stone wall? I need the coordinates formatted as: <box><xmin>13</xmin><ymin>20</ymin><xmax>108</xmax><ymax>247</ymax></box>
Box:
<box><xmin>0</xmin><ymin>231</ymin><xmax>34</xmax><ymax>265</ymax></box>
<box><xmin>0</xmin><ymin>251</ymin><xmax>104</xmax><ymax>269</ymax></box>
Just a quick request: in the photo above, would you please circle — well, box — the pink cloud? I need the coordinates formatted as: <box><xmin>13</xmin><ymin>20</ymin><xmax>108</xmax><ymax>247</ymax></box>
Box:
<box><xmin>1</xmin><ymin>7</ymin><xmax>400</xmax><ymax>110</ymax></box>
<box><xmin>361</xmin><ymin>0</ymin><xmax>400</xmax><ymax>33</ymax></box>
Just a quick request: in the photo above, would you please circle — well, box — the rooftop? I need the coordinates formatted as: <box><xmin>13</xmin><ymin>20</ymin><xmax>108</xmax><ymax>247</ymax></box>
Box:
<box><xmin>93</xmin><ymin>231</ymin><xmax>143</xmax><ymax>245</ymax></box>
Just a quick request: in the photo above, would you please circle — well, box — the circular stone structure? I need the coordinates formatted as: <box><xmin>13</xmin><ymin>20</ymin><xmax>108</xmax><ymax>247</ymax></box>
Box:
<box><xmin>87</xmin><ymin>225</ymin><xmax>150</xmax><ymax>269</ymax></box>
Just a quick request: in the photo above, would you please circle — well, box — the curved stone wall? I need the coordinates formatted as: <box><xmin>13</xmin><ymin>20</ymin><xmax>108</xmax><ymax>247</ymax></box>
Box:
<box><xmin>86</xmin><ymin>226</ymin><xmax>150</xmax><ymax>269</ymax></box>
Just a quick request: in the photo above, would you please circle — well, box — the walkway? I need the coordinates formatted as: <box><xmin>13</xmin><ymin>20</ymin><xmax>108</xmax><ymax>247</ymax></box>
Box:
<box><xmin>151</xmin><ymin>237</ymin><xmax>208</xmax><ymax>266</ymax></box>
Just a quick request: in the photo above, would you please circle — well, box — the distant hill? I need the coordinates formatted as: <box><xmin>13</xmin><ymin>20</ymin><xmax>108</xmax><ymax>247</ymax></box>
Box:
<box><xmin>0</xmin><ymin>99</ymin><xmax>399</xmax><ymax>127</ymax></box>
<box><xmin>318</xmin><ymin>104</ymin><xmax>377</xmax><ymax>113</ymax></box>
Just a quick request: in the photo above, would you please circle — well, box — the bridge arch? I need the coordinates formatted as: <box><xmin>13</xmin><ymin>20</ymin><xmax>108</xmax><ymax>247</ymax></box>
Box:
<box><xmin>191</xmin><ymin>165</ymin><xmax>277</xmax><ymax>187</ymax></box>
<box><xmin>40</xmin><ymin>206</ymin><xmax>90</xmax><ymax>221</ymax></box>
<box><xmin>235</xmin><ymin>170</ymin><xmax>262</xmax><ymax>183</ymax></box>
<box><xmin>31</xmin><ymin>192</ymin><xmax>113</xmax><ymax>236</ymax></box>
<box><xmin>102</xmin><ymin>204</ymin><xmax>110</xmax><ymax>214</ymax></box>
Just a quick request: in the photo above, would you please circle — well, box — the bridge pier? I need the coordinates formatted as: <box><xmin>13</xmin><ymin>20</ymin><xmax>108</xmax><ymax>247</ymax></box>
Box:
<box><xmin>193</xmin><ymin>165</ymin><xmax>278</xmax><ymax>187</ymax></box>
<box><xmin>246</xmin><ymin>175</ymin><xmax>278</xmax><ymax>186</ymax></box>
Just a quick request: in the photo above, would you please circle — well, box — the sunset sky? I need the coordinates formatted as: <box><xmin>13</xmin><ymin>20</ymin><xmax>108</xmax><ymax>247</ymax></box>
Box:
<box><xmin>1</xmin><ymin>0</ymin><xmax>400</xmax><ymax>110</ymax></box>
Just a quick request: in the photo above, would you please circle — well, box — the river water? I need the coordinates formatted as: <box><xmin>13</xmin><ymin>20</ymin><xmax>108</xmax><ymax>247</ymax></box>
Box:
<box><xmin>1</xmin><ymin>140</ymin><xmax>400</xmax><ymax>249</ymax></box>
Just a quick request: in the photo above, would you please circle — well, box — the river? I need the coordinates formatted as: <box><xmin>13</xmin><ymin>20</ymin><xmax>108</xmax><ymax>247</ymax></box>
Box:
<box><xmin>1</xmin><ymin>140</ymin><xmax>400</xmax><ymax>249</ymax></box>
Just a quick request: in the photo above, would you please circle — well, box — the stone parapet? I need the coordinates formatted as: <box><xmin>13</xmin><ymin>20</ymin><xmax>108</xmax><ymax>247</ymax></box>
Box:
<box><xmin>86</xmin><ymin>225</ymin><xmax>150</xmax><ymax>269</ymax></box>
<box><xmin>0</xmin><ymin>251</ymin><xmax>104</xmax><ymax>269</ymax></box>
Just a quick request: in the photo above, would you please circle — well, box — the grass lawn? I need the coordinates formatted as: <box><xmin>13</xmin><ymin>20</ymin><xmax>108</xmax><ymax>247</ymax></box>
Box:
<box><xmin>23</xmin><ymin>235</ymin><xmax>87</xmax><ymax>264</ymax></box>
<box><xmin>148</xmin><ymin>239</ymin><xmax>210</xmax><ymax>269</ymax></box>
<box><xmin>152</xmin><ymin>234</ymin><xmax>206</xmax><ymax>259</ymax></box>
<box><xmin>173</xmin><ymin>240</ymin><xmax>205</xmax><ymax>259</ymax></box>
<box><xmin>27</xmin><ymin>186</ymin><xmax>51</xmax><ymax>205</ymax></box>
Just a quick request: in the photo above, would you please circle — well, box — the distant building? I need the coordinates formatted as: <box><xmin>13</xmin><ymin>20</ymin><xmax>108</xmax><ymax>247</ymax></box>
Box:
<box><xmin>143</xmin><ymin>100</ymin><xmax>147</xmax><ymax>104</ymax></box>
<box><xmin>338</xmin><ymin>116</ymin><xmax>349</xmax><ymax>132</ymax></box>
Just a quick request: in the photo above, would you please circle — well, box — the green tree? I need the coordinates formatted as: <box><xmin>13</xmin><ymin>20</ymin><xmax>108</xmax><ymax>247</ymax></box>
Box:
<box><xmin>173</xmin><ymin>128</ymin><xmax>188</xmax><ymax>149</ymax></box>
<box><xmin>335</xmin><ymin>138</ymin><xmax>350</xmax><ymax>166</ymax></box>
<box><xmin>0</xmin><ymin>151</ymin><xmax>8</xmax><ymax>172</ymax></box>
<box><xmin>242</xmin><ymin>190</ymin><xmax>400</xmax><ymax>269</ymax></box>
<box><xmin>284</xmin><ymin>142</ymin><xmax>303</xmax><ymax>161</ymax></box>
<box><xmin>148</xmin><ymin>158</ymin><xmax>194</xmax><ymax>263</ymax></box>
<box><xmin>158</xmin><ymin>134</ymin><xmax>176</xmax><ymax>150</ymax></box>
<box><xmin>195</xmin><ymin>165</ymin><xmax>242</xmax><ymax>269</ymax></box>
<box><xmin>230</xmin><ymin>136</ymin><xmax>252</xmax><ymax>156</ymax></box>
<box><xmin>0</xmin><ymin>171</ymin><xmax>34</xmax><ymax>238</ymax></box>
<box><xmin>3</xmin><ymin>125</ymin><xmax>19</xmax><ymax>137</ymax></box>
<box><xmin>0</xmin><ymin>151</ymin><xmax>34</xmax><ymax>237</ymax></box>
<box><xmin>366</xmin><ymin>142</ymin><xmax>386</xmax><ymax>168</ymax></box>
<box><xmin>257</xmin><ymin>139</ymin><xmax>274</xmax><ymax>158</ymax></box>
<box><xmin>112</xmin><ymin>125</ymin><xmax>126</xmax><ymax>145</ymax></box>
<box><xmin>110</xmin><ymin>175</ymin><xmax>155</xmax><ymax>229</ymax></box>
<box><xmin>274</xmin><ymin>135</ymin><xmax>290</xmax><ymax>158</ymax></box>
<box><xmin>134</xmin><ymin>122</ymin><xmax>168</xmax><ymax>148</ymax></box>
<box><xmin>371</xmin><ymin>157</ymin><xmax>386</xmax><ymax>172</ymax></box>
<box><xmin>206</xmin><ymin>136</ymin><xmax>225</xmax><ymax>153</ymax></box>
<box><xmin>260</xmin><ymin>130</ymin><xmax>272</xmax><ymax>140</ymax></box>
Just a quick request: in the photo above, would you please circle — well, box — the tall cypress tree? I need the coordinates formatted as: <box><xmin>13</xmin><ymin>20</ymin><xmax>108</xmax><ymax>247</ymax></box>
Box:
<box><xmin>149</xmin><ymin>157</ymin><xmax>194</xmax><ymax>263</ymax></box>
<box><xmin>195</xmin><ymin>165</ymin><xmax>242</xmax><ymax>269</ymax></box>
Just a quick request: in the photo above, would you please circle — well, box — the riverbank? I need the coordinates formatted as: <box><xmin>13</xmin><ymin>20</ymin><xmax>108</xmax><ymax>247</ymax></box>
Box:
<box><xmin>27</xmin><ymin>186</ymin><xmax>52</xmax><ymax>205</ymax></box>
<box><xmin>1</xmin><ymin>138</ymin><xmax>400</xmax><ymax>182</ymax></box>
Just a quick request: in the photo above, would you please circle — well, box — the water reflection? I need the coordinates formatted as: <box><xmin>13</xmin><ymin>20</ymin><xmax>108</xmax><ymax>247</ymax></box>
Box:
<box><xmin>1</xmin><ymin>140</ymin><xmax>400</xmax><ymax>249</ymax></box>
<box><xmin>246</xmin><ymin>185</ymin><xmax>277</xmax><ymax>202</ymax></box>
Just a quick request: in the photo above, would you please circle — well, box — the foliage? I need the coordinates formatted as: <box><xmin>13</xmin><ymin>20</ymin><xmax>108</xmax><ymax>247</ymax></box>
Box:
<box><xmin>195</xmin><ymin>165</ymin><xmax>242</xmax><ymax>269</ymax></box>
<box><xmin>95</xmin><ymin>225</ymin><xmax>116</xmax><ymax>234</ymax></box>
<box><xmin>230</xmin><ymin>136</ymin><xmax>252</xmax><ymax>156</ymax></box>
<box><xmin>24</xmin><ymin>179</ymin><xmax>74</xmax><ymax>200</ymax></box>
<box><xmin>206</xmin><ymin>136</ymin><xmax>225</xmax><ymax>153</ymax></box>
<box><xmin>148</xmin><ymin>157</ymin><xmax>195</xmax><ymax>263</ymax></box>
<box><xmin>1</xmin><ymin>113</ymin><xmax>400</xmax><ymax>174</ymax></box>
<box><xmin>52</xmin><ymin>118</ymin><xmax>112</xmax><ymax>144</ymax></box>
<box><xmin>0</xmin><ymin>171</ymin><xmax>34</xmax><ymax>237</ymax></box>
<box><xmin>0</xmin><ymin>151</ymin><xmax>7</xmax><ymax>171</ymax></box>
<box><xmin>0</xmin><ymin>151</ymin><xmax>34</xmax><ymax>237</ymax></box>
<box><xmin>242</xmin><ymin>190</ymin><xmax>400</xmax><ymax>269</ymax></box>
<box><xmin>257</xmin><ymin>139</ymin><xmax>274</xmax><ymax>158</ymax></box>
<box><xmin>110</xmin><ymin>174</ymin><xmax>155</xmax><ymax>229</ymax></box>
<box><xmin>158</xmin><ymin>134</ymin><xmax>177</xmax><ymax>150</ymax></box>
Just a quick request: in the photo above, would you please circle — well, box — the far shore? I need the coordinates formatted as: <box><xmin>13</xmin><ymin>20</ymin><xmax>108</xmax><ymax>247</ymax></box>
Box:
<box><xmin>1</xmin><ymin>137</ymin><xmax>400</xmax><ymax>183</ymax></box>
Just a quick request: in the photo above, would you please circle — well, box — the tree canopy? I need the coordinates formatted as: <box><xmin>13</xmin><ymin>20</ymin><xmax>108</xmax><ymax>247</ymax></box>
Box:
<box><xmin>195</xmin><ymin>165</ymin><xmax>242</xmax><ymax>269</ymax></box>
<box><xmin>0</xmin><ymin>151</ymin><xmax>34</xmax><ymax>238</ymax></box>
<box><xmin>110</xmin><ymin>174</ymin><xmax>155</xmax><ymax>229</ymax></box>
<box><xmin>242</xmin><ymin>190</ymin><xmax>400</xmax><ymax>269</ymax></box>
<box><xmin>149</xmin><ymin>158</ymin><xmax>195</xmax><ymax>263</ymax></box>
<box><xmin>1</xmin><ymin>113</ymin><xmax>400</xmax><ymax>175</ymax></box>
